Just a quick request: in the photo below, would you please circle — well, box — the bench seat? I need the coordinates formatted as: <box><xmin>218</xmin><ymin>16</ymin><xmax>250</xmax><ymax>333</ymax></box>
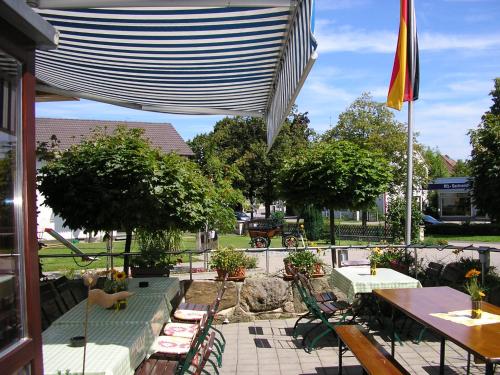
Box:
<box><xmin>335</xmin><ymin>325</ymin><xmax>409</xmax><ymax>375</ymax></box>
<box><xmin>135</xmin><ymin>358</ymin><xmax>178</xmax><ymax>375</ymax></box>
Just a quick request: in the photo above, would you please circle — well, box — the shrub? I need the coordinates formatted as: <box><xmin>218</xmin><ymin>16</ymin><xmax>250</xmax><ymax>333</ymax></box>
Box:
<box><xmin>210</xmin><ymin>247</ymin><xmax>252</xmax><ymax>273</ymax></box>
<box><xmin>425</xmin><ymin>223</ymin><xmax>500</xmax><ymax>236</ymax></box>
<box><xmin>386</xmin><ymin>196</ymin><xmax>422</xmax><ymax>242</ymax></box>
<box><xmin>284</xmin><ymin>250</ymin><xmax>322</xmax><ymax>275</ymax></box>
<box><xmin>301</xmin><ymin>205</ymin><xmax>324</xmax><ymax>241</ymax></box>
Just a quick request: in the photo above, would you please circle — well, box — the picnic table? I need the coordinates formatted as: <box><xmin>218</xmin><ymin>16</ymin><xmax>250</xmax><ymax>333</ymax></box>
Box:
<box><xmin>331</xmin><ymin>266</ymin><xmax>422</xmax><ymax>303</ymax></box>
<box><xmin>42</xmin><ymin>277</ymin><xmax>179</xmax><ymax>375</ymax></box>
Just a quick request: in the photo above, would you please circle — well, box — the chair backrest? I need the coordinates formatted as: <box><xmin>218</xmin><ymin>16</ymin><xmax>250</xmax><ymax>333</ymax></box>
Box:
<box><xmin>53</xmin><ymin>276</ymin><xmax>78</xmax><ymax>310</ymax></box>
<box><xmin>423</xmin><ymin>262</ymin><xmax>444</xmax><ymax>286</ymax></box>
<box><xmin>193</xmin><ymin>331</ymin><xmax>216</xmax><ymax>375</ymax></box>
<box><xmin>40</xmin><ymin>281</ymin><xmax>67</xmax><ymax>329</ymax></box>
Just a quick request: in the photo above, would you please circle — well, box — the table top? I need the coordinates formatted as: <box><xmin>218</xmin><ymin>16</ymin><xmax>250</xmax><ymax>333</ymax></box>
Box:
<box><xmin>43</xmin><ymin>323</ymin><xmax>152</xmax><ymax>375</ymax></box>
<box><xmin>43</xmin><ymin>277</ymin><xmax>180</xmax><ymax>375</ymax></box>
<box><xmin>331</xmin><ymin>267</ymin><xmax>422</xmax><ymax>302</ymax></box>
<box><xmin>373</xmin><ymin>286</ymin><xmax>500</xmax><ymax>362</ymax></box>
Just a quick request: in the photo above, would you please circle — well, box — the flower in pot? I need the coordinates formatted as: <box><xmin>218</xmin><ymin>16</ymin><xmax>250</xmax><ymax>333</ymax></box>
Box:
<box><xmin>210</xmin><ymin>247</ymin><xmax>253</xmax><ymax>280</ymax></box>
<box><xmin>284</xmin><ymin>250</ymin><xmax>323</xmax><ymax>277</ymax></box>
<box><xmin>464</xmin><ymin>268</ymin><xmax>485</xmax><ymax>319</ymax></box>
<box><xmin>131</xmin><ymin>228</ymin><xmax>182</xmax><ymax>277</ymax></box>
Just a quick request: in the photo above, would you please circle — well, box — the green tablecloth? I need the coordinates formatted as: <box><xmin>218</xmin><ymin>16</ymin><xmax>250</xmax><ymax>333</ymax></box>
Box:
<box><xmin>331</xmin><ymin>267</ymin><xmax>422</xmax><ymax>302</ymax></box>
<box><xmin>43</xmin><ymin>277</ymin><xmax>180</xmax><ymax>375</ymax></box>
<box><xmin>43</xmin><ymin>323</ymin><xmax>151</xmax><ymax>375</ymax></box>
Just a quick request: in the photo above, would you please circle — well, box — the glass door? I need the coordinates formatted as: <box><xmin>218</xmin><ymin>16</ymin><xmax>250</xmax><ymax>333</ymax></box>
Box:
<box><xmin>0</xmin><ymin>49</ymin><xmax>27</xmax><ymax>359</ymax></box>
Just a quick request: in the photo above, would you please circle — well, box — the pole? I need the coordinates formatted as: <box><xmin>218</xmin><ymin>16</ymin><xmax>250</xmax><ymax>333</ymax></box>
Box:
<box><xmin>405</xmin><ymin>100</ymin><xmax>414</xmax><ymax>246</ymax></box>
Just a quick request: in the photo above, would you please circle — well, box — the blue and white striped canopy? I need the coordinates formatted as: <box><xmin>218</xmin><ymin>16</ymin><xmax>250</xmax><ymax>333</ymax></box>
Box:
<box><xmin>34</xmin><ymin>0</ymin><xmax>317</xmax><ymax>146</ymax></box>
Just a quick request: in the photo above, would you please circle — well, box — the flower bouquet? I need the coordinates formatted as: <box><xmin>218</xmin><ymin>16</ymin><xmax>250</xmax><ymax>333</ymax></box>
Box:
<box><xmin>368</xmin><ymin>247</ymin><xmax>383</xmax><ymax>275</ymax></box>
<box><xmin>103</xmin><ymin>270</ymin><xmax>129</xmax><ymax>310</ymax></box>
<box><xmin>464</xmin><ymin>269</ymin><xmax>485</xmax><ymax>319</ymax></box>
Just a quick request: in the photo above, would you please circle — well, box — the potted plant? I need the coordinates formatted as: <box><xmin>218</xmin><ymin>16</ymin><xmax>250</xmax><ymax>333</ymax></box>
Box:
<box><xmin>284</xmin><ymin>250</ymin><xmax>324</xmax><ymax>278</ymax></box>
<box><xmin>210</xmin><ymin>247</ymin><xmax>254</xmax><ymax>281</ymax></box>
<box><xmin>130</xmin><ymin>228</ymin><xmax>182</xmax><ymax>277</ymax></box>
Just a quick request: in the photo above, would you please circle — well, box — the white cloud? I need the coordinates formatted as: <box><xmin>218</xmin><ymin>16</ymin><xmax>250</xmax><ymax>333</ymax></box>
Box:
<box><xmin>315</xmin><ymin>0</ymin><xmax>369</xmax><ymax>11</ymax></box>
<box><xmin>315</xmin><ymin>23</ymin><xmax>500</xmax><ymax>53</ymax></box>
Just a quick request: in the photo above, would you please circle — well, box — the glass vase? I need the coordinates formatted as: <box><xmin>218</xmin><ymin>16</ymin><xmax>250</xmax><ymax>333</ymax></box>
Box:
<box><xmin>370</xmin><ymin>262</ymin><xmax>377</xmax><ymax>276</ymax></box>
<box><xmin>471</xmin><ymin>300</ymin><xmax>482</xmax><ymax>319</ymax></box>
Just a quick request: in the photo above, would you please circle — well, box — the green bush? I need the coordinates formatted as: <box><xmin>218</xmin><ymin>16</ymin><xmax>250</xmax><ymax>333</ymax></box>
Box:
<box><xmin>302</xmin><ymin>205</ymin><xmax>324</xmax><ymax>241</ymax></box>
<box><xmin>284</xmin><ymin>250</ymin><xmax>322</xmax><ymax>275</ymax></box>
<box><xmin>386</xmin><ymin>196</ymin><xmax>422</xmax><ymax>242</ymax></box>
<box><xmin>425</xmin><ymin>223</ymin><xmax>500</xmax><ymax>236</ymax></box>
<box><xmin>210</xmin><ymin>247</ymin><xmax>254</xmax><ymax>273</ymax></box>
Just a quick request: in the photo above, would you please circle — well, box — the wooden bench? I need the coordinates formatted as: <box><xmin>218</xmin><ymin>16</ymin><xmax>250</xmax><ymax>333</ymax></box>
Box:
<box><xmin>335</xmin><ymin>325</ymin><xmax>410</xmax><ymax>375</ymax></box>
<box><xmin>135</xmin><ymin>358</ymin><xmax>178</xmax><ymax>375</ymax></box>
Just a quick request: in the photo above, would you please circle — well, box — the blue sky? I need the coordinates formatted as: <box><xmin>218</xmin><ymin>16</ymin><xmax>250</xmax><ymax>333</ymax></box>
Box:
<box><xmin>36</xmin><ymin>0</ymin><xmax>500</xmax><ymax>160</ymax></box>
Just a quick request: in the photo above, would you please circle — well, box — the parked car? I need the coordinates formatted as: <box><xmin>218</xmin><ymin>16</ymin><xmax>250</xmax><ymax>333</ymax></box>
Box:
<box><xmin>422</xmin><ymin>215</ymin><xmax>442</xmax><ymax>226</ymax></box>
<box><xmin>235</xmin><ymin>211</ymin><xmax>250</xmax><ymax>221</ymax></box>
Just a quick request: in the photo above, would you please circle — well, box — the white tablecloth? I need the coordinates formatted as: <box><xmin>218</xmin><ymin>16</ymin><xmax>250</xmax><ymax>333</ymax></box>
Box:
<box><xmin>43</xmin><ymin>277</ymin><xmax>179</xmax><ymax>375</ymax></box>
<box><xmin>331</xmin><ymin>267</ymin><xmax>422</xmax><ymax>302</ymax></box>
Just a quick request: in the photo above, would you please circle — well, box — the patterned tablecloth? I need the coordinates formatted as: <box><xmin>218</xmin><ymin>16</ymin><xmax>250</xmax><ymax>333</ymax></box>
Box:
<box><xmin>331</xmin><ymin>267</ymin><xmax>422</xmax><ymax>302</ymax></box>
<box><xmin>43</xmin><ymin>277</ymin><xmax>180</xmax><ymax>375</ymax></box>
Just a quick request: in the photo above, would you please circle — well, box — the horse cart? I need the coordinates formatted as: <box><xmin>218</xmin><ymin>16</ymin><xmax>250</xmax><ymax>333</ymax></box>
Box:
<box><xmin>248</xmin><ymin>219</ymin><xmax>303</xmax><ymax>248</ymax></box>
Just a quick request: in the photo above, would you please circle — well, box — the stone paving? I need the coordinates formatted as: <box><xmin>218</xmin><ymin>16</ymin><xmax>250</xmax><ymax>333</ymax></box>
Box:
<box><xmin>214</xmin><ymin>318</ymin><xmax>492</xmax><ymax>375</ymax></box>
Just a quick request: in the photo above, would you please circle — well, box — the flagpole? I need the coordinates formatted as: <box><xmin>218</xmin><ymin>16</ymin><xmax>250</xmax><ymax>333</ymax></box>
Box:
<box><xmin>405</xmin><ymin>100</ymin><xmax>414</xmax><ymax>246</ymax></box>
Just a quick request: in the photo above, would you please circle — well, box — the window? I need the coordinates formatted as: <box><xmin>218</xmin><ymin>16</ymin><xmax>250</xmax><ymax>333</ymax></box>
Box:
<box><xmin>0</xmin><ymin>49</ymin><xmax>26</xmax><ymax>354</ymax></box>
<box><xmin>440</xmin><ymin>192</ymin><xmax>470</xmax><ymax>217</ymax></box>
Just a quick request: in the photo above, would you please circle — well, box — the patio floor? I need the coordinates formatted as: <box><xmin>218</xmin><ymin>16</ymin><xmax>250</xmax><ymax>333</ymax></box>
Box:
<box><xmin>215</xmin><ymin>318</ymin><xmax>491</xmax><ymax>375</ymax></box>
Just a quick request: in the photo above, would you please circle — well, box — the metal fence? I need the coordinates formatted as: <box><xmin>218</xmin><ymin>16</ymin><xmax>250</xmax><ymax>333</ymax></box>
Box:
<box><xmin>39</xmin><ymin>243</ymin><xmax>500</xmax><ymax>283</ymax></box>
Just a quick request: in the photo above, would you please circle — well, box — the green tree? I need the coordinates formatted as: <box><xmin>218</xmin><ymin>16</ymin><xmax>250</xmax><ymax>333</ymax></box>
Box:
<box><xmin>451</xmin><ymin>159</ymin><xmax>471</xmax><ymax>177</ymax></box>
<box><xmin>323</xmin><ymin>93</ymin><xmax>427</xmax><ymax>192</ymax></box>
<box><xmin>422</xmin><ymin>147</ymin><xmax>450</xmax><ymax>179</ymax></box>
<box><xmin>279</xmin><ymin>140</ymin><xmax>392</xmax><ymax>244</ymax></box>
<box><xmin>386</xmin><ymin>196</ymin><xmax>422</xmax><ymax>242</ymax></box>
<box><xmin>469</xmin><ymin>78</ymin><xmax>500</xmax><ymax>222</ymax></box>
<box><xmin>189</xmin><ymin>109</ymin><xmax>314</xmax><ymax>218</ymax></box>
<box><xmin>38</xmin><ymin>126</ymin><xmax>230</xmax><ymax>272</ymax></box>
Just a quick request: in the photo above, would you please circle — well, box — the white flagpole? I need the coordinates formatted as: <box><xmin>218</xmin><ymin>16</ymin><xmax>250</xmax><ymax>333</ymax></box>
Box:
<box><xmin>405</xmin><ymin>100</ymin><xmax>414</xmax><ymax>245</ymax></box>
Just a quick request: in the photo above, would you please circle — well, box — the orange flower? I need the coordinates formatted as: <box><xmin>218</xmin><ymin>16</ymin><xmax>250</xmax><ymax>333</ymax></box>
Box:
<box><xmin>465</xmin><ymin>269</ymin><xmax>481</xmax><ymax>278</ymax></box>
<box><xmin>114</xmin><ymin>271</ymin><xmax>126</xmax><ymax>281</ymax></box>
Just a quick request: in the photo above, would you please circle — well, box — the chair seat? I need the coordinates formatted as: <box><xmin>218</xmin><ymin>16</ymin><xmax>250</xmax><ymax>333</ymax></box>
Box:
<box><xmin>163</xmin><ymin>322</ymin><xmax>198</xmax><ymax>338</ymax></box>
<box><xmin>153</xmin><ymin>336</ymin><xmax>193</xmax><ymax>355</ymax></box>
<box><xmin>174</xmin><ymin>309</ymin><xmax>207</xmax><ymax>322</ymax></box>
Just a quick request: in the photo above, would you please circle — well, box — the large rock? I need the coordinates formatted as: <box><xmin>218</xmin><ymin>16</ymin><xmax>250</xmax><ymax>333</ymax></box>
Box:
<box><xmin>184</xmin><ymin>280</ymin><xmax>238</xmax><ymax>311</ymax></box>
<box><xmin>240</xmin><ymin>276</ymin><xmax>289</xmax><ymax>312</ymax></box>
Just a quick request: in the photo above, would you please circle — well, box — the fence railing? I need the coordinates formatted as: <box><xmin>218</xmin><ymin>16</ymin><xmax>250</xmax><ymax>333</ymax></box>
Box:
<box><xmin>39</xmin><ymin>243</ymin><xmax>499</xmax><ymax>282</ymax></box>
<box><xmin>333</xmin><ymin>224</ymin><xmax>393</xmax><ymax>242</ymax></box>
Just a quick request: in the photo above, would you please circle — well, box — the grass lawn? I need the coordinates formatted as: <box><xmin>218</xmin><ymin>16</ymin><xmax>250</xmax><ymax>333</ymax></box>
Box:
<box><xmin>426</xmin><ymin>234</ymin><xmax>500</xmax><ymax>243</ymax></box>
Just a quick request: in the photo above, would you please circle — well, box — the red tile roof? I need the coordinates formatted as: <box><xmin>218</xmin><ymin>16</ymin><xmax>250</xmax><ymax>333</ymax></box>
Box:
<box><xmin>441</xmin><ymin>154</ymin><xmax>457</xmax><ymax>174</ymax></box>
<box><xmin>36</xmin><ymin>118</ymin><xmax>193</xmax><ymax>156</ymax></box>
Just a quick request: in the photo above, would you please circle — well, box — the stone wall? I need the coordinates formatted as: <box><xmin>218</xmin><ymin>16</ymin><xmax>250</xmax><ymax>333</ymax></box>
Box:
<box><xmin>180</xmin><ymin>274</ymin><xmax>335</xmax><ymax>323</ymax></box>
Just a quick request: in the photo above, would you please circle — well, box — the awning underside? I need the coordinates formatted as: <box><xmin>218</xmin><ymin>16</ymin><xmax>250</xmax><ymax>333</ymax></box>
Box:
<box><xmin>35</xmin><ymin>1</ymin><xmax>317</xmax><ymax>146</ymax></box>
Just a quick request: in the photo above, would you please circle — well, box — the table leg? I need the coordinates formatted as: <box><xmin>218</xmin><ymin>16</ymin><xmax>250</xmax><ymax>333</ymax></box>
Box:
<box><xmin>391</xmin><ymin>306</ymin><xmax>396</xmax><ymax>357</ymax></box>
<box><xmin>440</xmin><ymin>337</ymin><xmax>445</xmax><ymax>375</ymax></box>
<box><xmin>485</xmin><ymin>362</ymin><xmax>493</xmax><ymax>375</ymax></box>
<box><xmin>338</xmin><ymin>337</ymin><xmax>343</xmax><ymax>375</ymax></box>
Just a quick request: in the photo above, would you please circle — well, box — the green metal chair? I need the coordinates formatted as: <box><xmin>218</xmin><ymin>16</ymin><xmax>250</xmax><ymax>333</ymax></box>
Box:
<box><xmin>292</xmin><ymin>273</ymin><xmax>350</xmax><ymax>352</ymax></box>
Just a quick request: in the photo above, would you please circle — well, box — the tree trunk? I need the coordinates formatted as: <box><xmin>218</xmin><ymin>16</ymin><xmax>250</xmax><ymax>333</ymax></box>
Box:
<box><xmin>123</xmin><ymin>229</ymin><xmax>133</xmax><ymax>276</ymax></box>
<box><xmin>362</xmin><ymin>210</ymin><xmax>368</xmax><ymax>237</ymax></box>
<box><xmin>265</xmin><ymin>200</ymin><xmax>272</xmax><ymax>218</ymax></box>
<box><xmin>329</xmin><ymin>208</ymin><xmax>336</xmax><ymax>245</ymax></box>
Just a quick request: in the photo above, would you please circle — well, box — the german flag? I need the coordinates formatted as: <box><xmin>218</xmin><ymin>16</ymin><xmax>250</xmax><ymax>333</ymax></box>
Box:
<box><xmin>387</xmin><ymin>0</ymin><xmax>419</xmax><ymax>110</ymax></box>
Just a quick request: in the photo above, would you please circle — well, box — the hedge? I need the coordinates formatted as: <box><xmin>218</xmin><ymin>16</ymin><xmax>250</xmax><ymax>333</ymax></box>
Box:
<box><xmin>425</xmin><ymin>223</ymin><xmax>500</xmax><ymax>236</ymax></box>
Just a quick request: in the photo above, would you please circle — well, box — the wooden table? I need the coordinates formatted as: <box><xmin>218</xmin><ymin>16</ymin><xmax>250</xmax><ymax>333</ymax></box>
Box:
<box><xmin>374</xmin><ymin>286</ymin><xmax>500</xmax><ymax>375</ymax></box>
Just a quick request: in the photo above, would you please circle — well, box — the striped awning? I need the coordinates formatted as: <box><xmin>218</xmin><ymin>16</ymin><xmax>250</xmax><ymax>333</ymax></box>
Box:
<box><xmin>34</xmin><ymin>0</ymin><xmax>317</xmax><ymax>147</ymax></box>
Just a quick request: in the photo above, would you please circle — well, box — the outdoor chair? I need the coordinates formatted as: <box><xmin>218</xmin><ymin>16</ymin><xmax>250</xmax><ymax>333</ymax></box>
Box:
<box><xmin>171</xmin><ymin>293</ymin><xmax>226</xmax><ymax>366</ymax></box>
<box><xmin>292</xmin><ymin>272</ymin><xmax>349</xmax><ymax>352</ymax></box>
<box><xmin>422</xmin><ymin>262</ymin><xmax>444</xmax><ymax>287</ymax></box>
<box><xmin>52</xmin><ymin>276</ymin><xmax>78</xmax><ymax>310</ymax></box>
<box><xmin>39</xmin><ymin>281</ymin><xmax>67</xmax><ymax>330</ymax></box>
<box><xmin>176</xmin><ymin>273</ymin><xmax>228</xmax><ymax>314</ymax></box>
